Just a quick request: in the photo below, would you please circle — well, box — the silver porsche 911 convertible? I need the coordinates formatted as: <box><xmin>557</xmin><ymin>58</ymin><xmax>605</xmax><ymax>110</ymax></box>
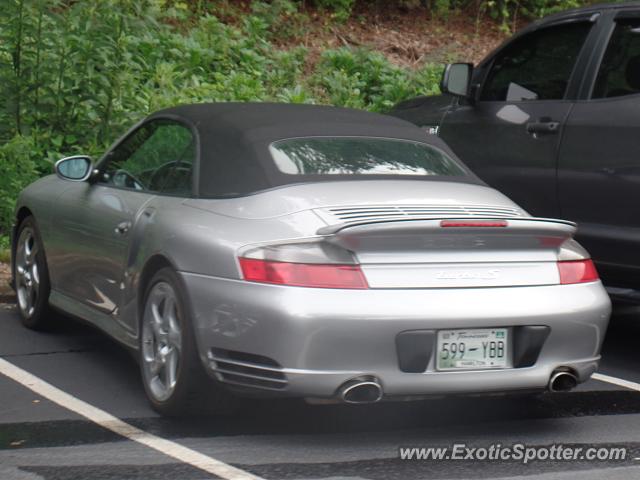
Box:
<box><xmin>11</xmin><ymin>103</ymin><xmax>611</xmax><ymax>415</ymax></box>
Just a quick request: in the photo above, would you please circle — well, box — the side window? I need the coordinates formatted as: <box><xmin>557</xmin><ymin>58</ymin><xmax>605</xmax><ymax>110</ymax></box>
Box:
<box><xmin>481</xmin><ymin>22</ymin><xmax>592</xmax><ymax>102</ymax></box>
<box><xmin>100</xmin><ymin>121</ymin><xmax>195</xmax><ymax>195</ymax></box>
<box><xmin>592</xmin><ymin>20</ymin><xmax>640</xmax><ymax>98</ymax></box>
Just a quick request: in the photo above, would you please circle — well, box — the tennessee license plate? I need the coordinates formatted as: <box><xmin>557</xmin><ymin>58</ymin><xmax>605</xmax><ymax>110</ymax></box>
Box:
<box><xmin>436</xmin><ymin>328</ymin><xmax>510</xmax><ymax>370</ymax></box>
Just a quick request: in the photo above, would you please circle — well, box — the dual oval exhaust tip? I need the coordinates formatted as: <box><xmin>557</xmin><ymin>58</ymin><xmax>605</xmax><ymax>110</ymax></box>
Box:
<box><xmin>336</xmin><ymin>369</ymin><xmax>577</xmax><ymax>403</ymax></box>
<box><xmin>338</xmin><ymin>377</ymin><xmax>383</xmax><ymax>404</ymax></box>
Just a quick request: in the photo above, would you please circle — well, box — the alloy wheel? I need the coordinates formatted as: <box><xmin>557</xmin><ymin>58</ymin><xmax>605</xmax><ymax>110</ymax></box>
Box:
<box><xmin>15</xmin><ymin>227</ymin><xmax>40</xmax><ymax>319</ymax></box>
<box><xmin>141</xmin><ymin>281</ymin><xmax>183</xmax><ymax>402</ymax></box>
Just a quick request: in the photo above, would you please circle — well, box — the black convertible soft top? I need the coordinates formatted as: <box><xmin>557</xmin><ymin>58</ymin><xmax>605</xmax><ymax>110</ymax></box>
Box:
<box><xmin>147</xmin><ymin>102</ymin><xmax>481</xmax><ymax>198</ymax></box>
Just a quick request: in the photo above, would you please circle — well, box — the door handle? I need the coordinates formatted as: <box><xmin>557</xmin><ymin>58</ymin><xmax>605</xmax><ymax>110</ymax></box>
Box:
<box><xmin>526</xmin><ymin>121</ymin><xmax>560</xmax><ymax>136</ymax></box>
<box><xmin>114</xmin><ymin>221</ymin><xmax>132</xmax><ymax>235</ymax></box>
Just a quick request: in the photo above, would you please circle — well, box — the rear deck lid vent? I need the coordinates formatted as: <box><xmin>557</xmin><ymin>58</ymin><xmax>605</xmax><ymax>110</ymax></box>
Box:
<box><xmin>316</xmin><ymin>204</ymin><xmax>525</xmax><ymax>225</ymax></box>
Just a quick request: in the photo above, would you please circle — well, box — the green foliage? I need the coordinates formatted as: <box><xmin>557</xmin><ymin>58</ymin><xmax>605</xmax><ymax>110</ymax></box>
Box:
<box><xmin>0</xmin><ymin>0</ymin><xmax>589</xmax><ymax>250</ymax></box>
<box><xmin>0</xmin><ymin>0</ymin><xmax>447</xmax><ymax>247</ymax></box>
<box><xmin>315</xmin><ymin>48</ymin><xmax>443</xmax><ymax>111</ymax></box>
<box><xmin>0</xmin><ymin>247</ymin><xmax>10</xmax><ymax>264</ymax></box>
<box><xmin>516</xmin><ymin>0</ymin><xmax>586</xmax><ymax>20</ymax></box>
<box><xmin>251</xmin><ymin>0</ymin><xmax>310</xmax><ymax>38</ymax></box>
<box><xmin>293</xmin><ymin>0</ymin><xmax>593</xmax><ymax>30</ymax></box>
<box><xmin>315</xmin><ymin>0</ymin><xmax>356</xmax><ymax>22</ymax></box>
<box><xmin>471</xmin><ymin>0</ymin><xmax>591</xmax><ymax>31</ymax></box>
<box><xmin>0</xmin><ymin>135</ymin><xmax>43</xmax><ymax>240</ymax></box>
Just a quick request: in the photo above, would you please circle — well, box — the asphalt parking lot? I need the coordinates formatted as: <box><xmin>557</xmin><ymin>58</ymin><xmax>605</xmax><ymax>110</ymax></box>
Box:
<box><xmin>2</xmin><ymin>301</ymin><xmax>640</xmax><ymax>480</ymax></box>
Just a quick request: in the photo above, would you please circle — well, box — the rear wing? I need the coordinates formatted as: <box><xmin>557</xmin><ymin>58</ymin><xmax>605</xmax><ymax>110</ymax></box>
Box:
<box><xmin>317</xmin><ymin>216</ymin><xmax>576</xmax><ymax>236</ymax></box>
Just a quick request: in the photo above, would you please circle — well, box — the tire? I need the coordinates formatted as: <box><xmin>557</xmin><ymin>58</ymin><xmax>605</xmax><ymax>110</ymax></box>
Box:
<box><xmin>14</xmin><ymin>216</ymin><xmax>54</xmax><ymax>330</ymax></box>
<box><xmin>139</xmin><ymin>267</ymin><xmax>235</xmax><ymax>416</ymax></box>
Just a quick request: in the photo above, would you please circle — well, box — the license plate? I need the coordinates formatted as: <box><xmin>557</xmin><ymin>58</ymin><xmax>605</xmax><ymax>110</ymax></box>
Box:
<box><xmin>436</xmin><ymin>328</ymin><xmax>510</xmax><ymax>370</ymax></box>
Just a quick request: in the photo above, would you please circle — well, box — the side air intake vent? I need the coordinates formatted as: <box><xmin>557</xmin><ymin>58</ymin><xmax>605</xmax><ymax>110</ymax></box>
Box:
<box><xmin>208</xmin><ymin>348</ymin><xmax>288</xmax><ymax>391</ymax></box>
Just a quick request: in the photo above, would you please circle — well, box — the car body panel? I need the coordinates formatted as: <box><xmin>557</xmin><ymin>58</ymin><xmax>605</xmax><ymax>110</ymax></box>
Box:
<box><xmin>437</xmin><ymin>101</ymin><xmax>572</xmax><ymax>217</ymax></box>
<box><xmin>13</xmin><ymin>103</ymin><xmax>612</xmax><ymax>401</ymax></box>
<box><xmin>182</xmin><ymin>179</ymin><xmax>523</xmax><ymax>219</ymax></box>
<box><xmin>558</xmin><ymin>95</ymin><xmax>640</xmax><ymax>286</ymax></box>
<box><xmin>51</xmin><ymin>182</ymin><xmax>154</xmax><ymax>315</ymax></box>
<box><xmin>389</xmin><ymin>4</ymin><xmax>640</xmax><ymax>294</ymax></box>
<box><xmin>389</xmin><ymin>95</ymin><xmax>452</xmax><ymax>133</ymax></box>
<box><xmin>183</xmin><ymin>273</ymin><xmax>609</xmax><ymax>397</ymax></box>
<box><xmin>390</xmin><ymin>92</ymin><xmax>570</xmax><ymax>216</ymax></box>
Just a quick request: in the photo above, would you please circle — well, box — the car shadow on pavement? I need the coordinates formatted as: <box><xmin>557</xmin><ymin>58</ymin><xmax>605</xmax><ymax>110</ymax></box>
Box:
<box><xmin>3</xmin><ymin>304</ymin><xmax>640</xmax><ymax>443</ymax></box>
<box><xmin>133</xmin><ymin>304</ymin><xmax>640</xmax><ymax>438</ymax></box>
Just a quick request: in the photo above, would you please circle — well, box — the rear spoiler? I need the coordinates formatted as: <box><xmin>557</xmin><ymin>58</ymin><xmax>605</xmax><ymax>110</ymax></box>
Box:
<box><xmin>316</xmin><ymin>216</ymin><xmax>576</xmax><ymax>236</ymax></box>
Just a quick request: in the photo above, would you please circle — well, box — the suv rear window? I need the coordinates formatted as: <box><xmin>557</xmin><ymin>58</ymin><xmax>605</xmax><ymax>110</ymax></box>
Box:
<box><xmin>269</xmin><ymin>137</ymin><xmax>466</xmax><ymax>177</ymax></box>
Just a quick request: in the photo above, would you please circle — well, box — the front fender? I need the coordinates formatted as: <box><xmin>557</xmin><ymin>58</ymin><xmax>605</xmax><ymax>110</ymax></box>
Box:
<box><xmin>388</xmin><ymin>94</ymin><xmax>455</xmax><ymax>129</ymax></box>
<box><xmin>11</xmin><ymin>175</ymin><xmax>68</xmax><ymax>290</ymax></box>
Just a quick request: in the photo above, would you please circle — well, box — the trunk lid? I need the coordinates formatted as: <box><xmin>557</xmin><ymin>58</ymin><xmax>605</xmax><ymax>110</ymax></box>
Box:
<box><xmin>321</xmin><ymin>216</ymin><xmax>575</xmax><ymax>288</ymax></box>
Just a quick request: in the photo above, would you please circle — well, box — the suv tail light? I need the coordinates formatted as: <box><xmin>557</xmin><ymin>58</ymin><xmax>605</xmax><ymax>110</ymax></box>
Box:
<box><xmin>557</xmin><ymin>259</ymin><xmax>599</xmax><ymax>285</ymax></box>
<box><xmin>238</xmin><ymin>241</ymin><xmax>368</xmax><ymax>289</ymax></box>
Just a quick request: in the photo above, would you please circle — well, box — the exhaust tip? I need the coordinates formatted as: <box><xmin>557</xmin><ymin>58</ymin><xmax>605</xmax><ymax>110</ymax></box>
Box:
<box><xmin>549</xmin><ymin>370</ymin><xmax>578</xmax><ymax>392</ymax></box>
<box><xmin>338</xmin><ymin>377</ymin><xmax>383</xmax><ymax>404</ymax></box>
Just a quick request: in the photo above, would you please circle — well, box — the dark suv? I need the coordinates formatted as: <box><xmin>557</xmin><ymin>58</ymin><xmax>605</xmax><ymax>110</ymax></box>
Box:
<box><xmin>390</xmin><ymin>2</ymin><xmax>640</xmax><ymax>298</ymax></box>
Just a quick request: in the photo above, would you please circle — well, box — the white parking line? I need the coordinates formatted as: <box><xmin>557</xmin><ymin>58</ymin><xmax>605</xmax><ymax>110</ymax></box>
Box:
<box><xmin>0</xmin><ymin>357</ymin><xmax>263</xmax><ymax>480</ymax></box>
<box><xmin>592</xmin><ymin>373</ymin><xmax>640</xmax><ymax>392</ymax></box>
<box><xmin>590</xmin><ymin>373</ymin><xmax>640</xmax><ymax>462</ymax></box>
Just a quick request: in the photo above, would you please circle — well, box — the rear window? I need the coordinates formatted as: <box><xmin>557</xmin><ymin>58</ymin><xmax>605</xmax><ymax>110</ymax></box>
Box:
<box><xmin>269</xmin><ymin>137</ymin><xmax>466</xmax><ymax>177</ymax></box>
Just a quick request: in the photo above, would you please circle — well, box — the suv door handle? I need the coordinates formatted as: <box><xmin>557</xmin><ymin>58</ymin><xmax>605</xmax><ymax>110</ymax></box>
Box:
<box><xmin>114</xmin><ymin>221</ymin><xmax>132</xmax><ymax>235</ymax></box>
<box><xmin>526</xmin><ymin>121</ymin><xmax>560</xmax><ymax>135</ymax></box>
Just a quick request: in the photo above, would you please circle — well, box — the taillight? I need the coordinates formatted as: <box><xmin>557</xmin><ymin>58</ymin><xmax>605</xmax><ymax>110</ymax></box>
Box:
<box><xmin>440</xmin><ymin>220</ymin><xmax>508</xmax><ymax>228</ymax></box>
<box><xmin>239</xmin><ymin>258</ymin><xmax>368</xmax><ymax>289</ymax></box>
<box><xmin>557</xmin><ymin>259</ymin><xmax>599</xmax><ymax>285</ymax></box>
<box><xmin>238</xmin><ymin>241</ymin><xmax>368</xmax><ymax>289</ymax></box>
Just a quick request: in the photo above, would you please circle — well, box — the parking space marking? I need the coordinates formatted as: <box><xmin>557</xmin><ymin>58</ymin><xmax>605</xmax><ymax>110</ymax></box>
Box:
<box><xmin>0</xmin><ymin>357</ymin><xmax>263</xmax><ymax>480</ymax></box>
<box><xmin>592</xmin><ymin>373</ymin><xmax>640</xmax><ymax>392</ymax></box>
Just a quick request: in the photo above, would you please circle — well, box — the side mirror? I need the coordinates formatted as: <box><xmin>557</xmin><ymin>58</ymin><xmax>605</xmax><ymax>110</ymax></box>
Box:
<box><xmin>54</xmin><ymin>155</ymin><xmax>94</xmax><ymax>182</ymax></box>
<box><xmin>441</xmin><ymin>63</ymin><xmax>473</xmax><ymax>98</ymax></box>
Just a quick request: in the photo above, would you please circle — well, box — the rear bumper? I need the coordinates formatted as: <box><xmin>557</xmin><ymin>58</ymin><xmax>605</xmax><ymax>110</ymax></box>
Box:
<box><xmin>180</xmin><ymin>272</ymin><xmax>611</xmax><ymax>399</ymax></box>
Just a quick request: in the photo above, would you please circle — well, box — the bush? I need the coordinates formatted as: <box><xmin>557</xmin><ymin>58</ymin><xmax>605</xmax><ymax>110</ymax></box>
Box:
<box><xmin>316</xmin><ymin>48</ymin><xmax>442</xmax><ymax>111</ymax></box>
<box><xmin>315</xmin><ymin>0</ymin><xmax>356</xmax><ymax>22</ymax></box>
<box><xmin>299</xmin><ymin>0</ymin><xmax>592</xmax><ymax>31</ymax></box>
<box><xmin>0</xmin><ymin>0</ymin><xmax>447</xmax><ymax>248</ymax></box>
<box><xmin>0</xmin><ymin>135</ymin><xmax>45</xmax><ymax>240</ymax></box>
